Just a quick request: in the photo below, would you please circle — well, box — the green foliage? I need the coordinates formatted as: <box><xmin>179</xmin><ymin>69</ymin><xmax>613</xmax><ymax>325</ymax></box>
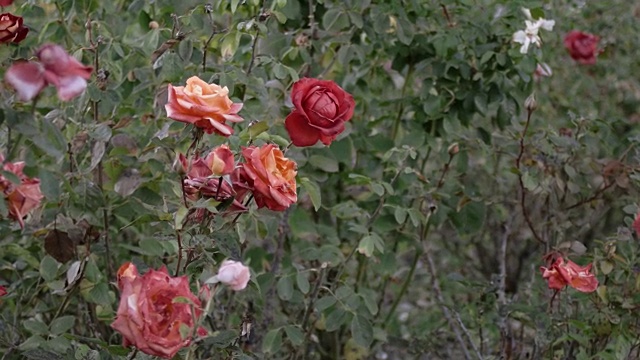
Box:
<box><xmin>2</xmin><ymin>0</ymin><xmax>640</xmax><ymax>359</ymax></box>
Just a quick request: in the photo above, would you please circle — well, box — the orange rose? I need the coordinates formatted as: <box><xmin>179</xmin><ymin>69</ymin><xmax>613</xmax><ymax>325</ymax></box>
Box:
<box><xmin>165</xmin><ymin>76</ymin><xmax>243</xmax><ymax>137</ymax></box>
<box><xmin>540</xmin><ymin>257</ymin><xmax>598</xmax><ymax>293</ymax></box>
<box><xmin>111</xmin><ymin>263</ymin><xmax>206</xmax><ymax>359</ymax></box>
<box><xmin>235</xmin><ymin>144</ymin><xmax>297</xmax><ymax>211</ymax></box>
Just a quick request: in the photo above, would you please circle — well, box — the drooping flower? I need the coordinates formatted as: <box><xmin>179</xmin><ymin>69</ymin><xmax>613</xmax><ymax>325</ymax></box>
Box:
<box><xmin>215</xmin><ymin>260</ymin><xmax>251</xmax><ymax>291</ymax></box>
<box><xmin>111</xmin><ymin>262</ymin><xmax>206</xmax><ymax>359</ymax></box>
<box><xmin>235</xmin><ymin>144</ymin><xmax>297</xmax><ymax>211</ymax></box>
<box><xmin>5</xmin><ymin>44</ymin><xmax>93</xmax><ymax>101</ymax></box>
<box><xmin>564</xmin><ymin>30</ymin><xmax>600</xmax><ymax>65</ymax></box>
<box><xmin>540</xmin><ymin>257</ymin><xmax>598</xmax><ymax>293</ymax></box>
<box><xmin>284</xmin><ymin>78</ymin><xmax>355</xmax><ymax>147</ymax></box>
<box><xmin>0</xmin><ymin>155</ymin><xmax>43</xmax><ymax>228</ymax></box>
<box><xmin>165</xmin><ymin>76</ymin><xmax>243</xmax><ymax>137</ymax></box>
<box><xmin>0</xmin><ymin>12</ymin><xmax>28</xmax><ymax>44</ymax></box>
<box><xmin>512</xmin><ymin>8</ymin><xmax>555</xmax><ymax>54</ymax></box>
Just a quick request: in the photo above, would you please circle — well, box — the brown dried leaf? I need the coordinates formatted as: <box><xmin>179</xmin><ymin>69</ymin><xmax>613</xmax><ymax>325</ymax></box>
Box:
<box><xmin>44</xmin><ymin>230</ymin><xmax>76</xmax><ymax>263</ymax></box>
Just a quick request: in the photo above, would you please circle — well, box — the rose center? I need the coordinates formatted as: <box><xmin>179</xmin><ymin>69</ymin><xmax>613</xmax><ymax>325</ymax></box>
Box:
<box><xmin>306</xmin><ymin>90</ymin><xmax>339</xmax><ymax>120</ymax></box>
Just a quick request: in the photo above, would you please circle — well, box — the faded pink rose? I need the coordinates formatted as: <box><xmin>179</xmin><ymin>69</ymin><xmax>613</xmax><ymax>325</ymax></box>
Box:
<box><xmin>217</xmin><ymin>260</ymin><xmax>250</xmax><ymax>291</ymax></box>
<box><xmin>165</xmin><ymin>76</ymin><xmax>243</xmax><ymax>136</ymax></box>
<box><xmin>0</xmin><ymin>13</ymin><xmax>28</xmax><ymax>44</ymax></box>
<box><xmin>235</xmin><ymin>144</ymin><xmax>297</xmax><ymax>211</ymax></box>
<box><xmin>540</xmin><ymin>257</ymin><xmax>598</xmax><ymax>293</ymax></box>
<box><xmin>0</xmin><ymin>157</ymin><xmax>43</xmax><ymax>228</ymax></box>
<box><xmin>564</xmin><ymin>30</ymin><xmax>599</xmax><ymax>65</ymax></box>
<box><xmin>111</xmin><ymin>262</ymin><xmax>206</xmax><ymax>359</ymax></box>
<box><xmin>5</xmin><ymin>44</ymin><xmax>93</xmax><ymax>101</ymax></box>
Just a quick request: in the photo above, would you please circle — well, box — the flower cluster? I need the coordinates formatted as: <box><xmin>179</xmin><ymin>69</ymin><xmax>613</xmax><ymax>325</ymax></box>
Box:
<box><xmin>0</xmin><ymin>154</ymin><xmax>43</xmax><ymax>228</ymax></box>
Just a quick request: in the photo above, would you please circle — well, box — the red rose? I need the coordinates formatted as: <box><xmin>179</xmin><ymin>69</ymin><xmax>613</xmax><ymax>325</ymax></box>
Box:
<box><xmin>564</xmin><ymin>30</ymin><xmax>599</xmax><ymax>65</ymax></box>
<box><xmin>0</xmin><ymin>1</ymin><xmax>14</xmax><ymax>6</ymax></box>
<box><xmin>111</xmin><ymin>263</ymin><xmax>206</xmax><ymax>359</ymax></box>
<box><xmin>0</xmin><ymin>13</ymin><xmax>27</xmax><ymax>44</ymax></box>
<box><xmin>235</xmin><ymin>144</ymin><xmax>297</xmax><ymax>211</ymax></box>
<box><xmin>540</xmin><ymin>257</ymin><xmax>598</xmax><ymax>293</ymax></box>
<box><xmin>284</xmin><ymin>78</ymin><xmax>355</xmax><ymax>147</ymax></box>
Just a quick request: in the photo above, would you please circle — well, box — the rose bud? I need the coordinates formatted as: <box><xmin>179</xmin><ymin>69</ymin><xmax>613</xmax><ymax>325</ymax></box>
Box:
<box><xmin>0</xmin><ymin>13</ymin><xmax>28</xmax><ymax>44</ymax></box>
<box><xmin>216</xmin><ymin>260</ymin><xmax>251</xmax><ymax>291</ymax></box>
<box><xmin>540</xmin><ymin>257</ymin><xmax>598</xmax><ymax>293</ymax></box>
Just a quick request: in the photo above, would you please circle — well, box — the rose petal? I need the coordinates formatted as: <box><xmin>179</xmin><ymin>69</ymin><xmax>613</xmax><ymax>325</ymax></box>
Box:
<box><xmin>5</xmin><ymin>61</ymin><xmax>46</xmax><ymax>101</ymax></box>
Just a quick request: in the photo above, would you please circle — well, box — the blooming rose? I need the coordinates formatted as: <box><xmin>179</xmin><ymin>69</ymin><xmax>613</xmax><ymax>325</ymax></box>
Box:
<box><xmin>5</xmin><ymin>44</ymin><xmax>93</xmax><ymax>101</ymax></box>
<box><xmin>284</xmin><ymin>78</ymin><xmax>355</xmax><ymax>147</ymax></box>
<box><xmin>235</xmin><ymin>144</ymin><xmax>297</xmax><ymax>211</ymax></box>
<box><xmin>540</xmin><ymin>257</ymin><xmax>598</xmax><ymax>293</ymax></box>
<box><xmin>0</xmin><ymin>156</ymin><xmax>43</xmax><ymax>228</ymax></box>
<box><xmin>564</xmin><ymin>30</ymin><xmax>599</xmax><ymax>65</ymax></box>
<box><xmin>0</xmin><ymin>13</ymin><xmax>28</xmax><ymax>44</ymax></box>
<box><xmin>165</xmin><ymin>76</ymin><xmax>243</xmax><ymax>137</ymax></box>
<box><xmin>216</xmin><ymin>260</ymin><xmax>250</xmax><ymax>291</ymax></box>
<box><xmin>111</xmin><ymin>262</ymin><xmax>206</xmax><ymax>359</ymax></box>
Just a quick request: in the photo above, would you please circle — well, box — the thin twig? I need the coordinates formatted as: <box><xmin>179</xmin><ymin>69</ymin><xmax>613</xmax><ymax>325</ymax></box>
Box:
<box><xmin>175</xmin><ymin>230</ymin><xmax>183</xmax><ymax>276</ymax></box>
<box><xmin>515</xmin><ymin>109</ymin><xmax>545</xmax><ymax>244</ymax></box>
<box><xmin>497</xmin><ymin>224</ymin><xmax>511</xmax><ymax>359</ymax></box>
<box><xmin>293</xmin><ymin>264</ymin><xmax>326</xmax><ymax>360</ymax></box>
<box><xmin>440</xmin><ymin>4</ymin><xmax>454</xmax><ymax>27</ymax></box>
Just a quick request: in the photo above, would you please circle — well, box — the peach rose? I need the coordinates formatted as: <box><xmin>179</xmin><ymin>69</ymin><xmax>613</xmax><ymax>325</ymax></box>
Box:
<box><xmin>111</xmin><ymin>262</ymin><xmax>206</xmax><ymax>359</ymax></box>
<box><xmin>0</xmin><ymin>157</ymin><xmax>43</xmax><ymax>228</ymax></box>
<box><xmin>235</xmin><ymin>144</ymin><xmax>297</xmax><ymax>211</ymax></box>
<box><xmin>165</xmin><ymin>76</ymin><xmax>243</xmax><ymax>137</ymax></box>
<box><xmin>216</xmin><ymin>260</ymin><xmax>250</xmax><ymax>291</ymax></box>
<box><xmin>540</xmin><ymin>257</ymin><xmax>598</xmax><ymax>293</ymax></box>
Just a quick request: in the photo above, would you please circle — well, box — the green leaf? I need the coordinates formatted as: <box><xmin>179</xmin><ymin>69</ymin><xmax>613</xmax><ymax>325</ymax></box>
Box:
<box><xmin>315</xmin><ymin>295</ymin><xmax>337</xmax><ymax>311</ymax></box>
<box><xmin>88</xmin><ymin>282</ymin><xmax>111</xmax><ymax>305</ymax></box>
<box><xmin>174</xmin><ymin>206</ymin><xmax>189</xmax><ymax>230</ymax></box>
<box><xmin>262</xmin><ymin>328</ymin><xmax>283</xmax><ymax>354</ymax></box>
<box><xmin>284</xmin><ymin>325</ymin><xmax>304</xmax><ymax>346</ymax></box>
<box><xmin>308</xmin><ymin>155</ymin><xmax>339</xmax><ymax>173</ymax></box>
<box><xmin>357</xmin><ymin>233</ymin><xmax>385</xmax><ymax>257</ymax></box>
<box><xmin>50</xmin><ymin>316</ymin><xmax>75</xmax><ymax>335</ymax></box>
<box><xmin>351</xmin><ymin>314</ymin><xmax>373</xmax><ymax>348</ymax></box>
<box><xmin>277</xmin><ymin>275</ymin><xmax>294</xmax><ymax>301</ymax></box>
<box><xmin>23</xmin><ymin>319</ymin><xmax>49</xmax><ymax>335</ymax></box>
<box><xmin>325</xmin><ymin>307</ymin><xmax>350</xmax><ymax>332</ymax></box>
<box><xmin>139</xmin><ymin>238</ymin><xmax>166</xmax><ymax>256</ymax></box>
<box><xmin>300</xmin><ymin>177</ymin><xmax>322</xmax><ymax>211</ymax></box>
<box><xmin>40</xmin><ymin>255</ymin><xmax>59</xmax><ymax>282</ymax></box>
<box><xmin>296</xmin><ymin>271</ymin><xmax>310</xmax><ymax>294</ymax></box>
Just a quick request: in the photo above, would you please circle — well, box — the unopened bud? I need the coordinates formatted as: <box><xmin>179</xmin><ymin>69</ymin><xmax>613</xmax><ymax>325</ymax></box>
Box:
<box><xmin>149</xmin><ymin>21</ymin><xmax>159</xmax><ymax>30</ymax></box>
<box><xmin>525</xmin><ymin>93</ymin><xmax>537</xmax><ymax>112</ymax></box>
<box><xmin>447</xmin><ymin>142</ymin><xmax>459</xmax><ymax>156</ymax></box>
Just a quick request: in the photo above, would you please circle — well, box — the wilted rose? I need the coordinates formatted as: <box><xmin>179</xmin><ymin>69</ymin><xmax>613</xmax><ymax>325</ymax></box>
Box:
<box><xmin>235</xmin><ymin>144</ymin><xmax>297</xmax><ymax>211</ymax></box>
<box><xmin>564</xmin><ymin>30</ymin><xmax>600</xmax><ymax>65</ymax></box>
<box><xmin>285</xmin><ymin>77</ymin><xmax>355</xmax><ymax>147</ymax></box>
<box><xmin>540</xmin><ymin>257</ymin><xmax>598</xmax><ymax>293</ymax></box>
<box><xmin>5</xmin><ymin>43</ymin><xmax>93</xmax><ymax>101</ymax></box>
<box><xmin>111</xmin><ymin>262</ymin><xmax>206</xmax><ymax>359</ymax></box>
<box><xmin>0</xmin><ymin>13</ymin><xmax>28</xmax><ymax>44</ymax></box>
<box><xmin>216</xmin><ymin>260</ymin><xmax>250</xmax><ymax>291</ymax></box>
<box><xmin>165</xmin><ymin>76</ymin><xmax>243</xmax><ymax>136</ymax></box>
<box><xmin>0</xmin><ymin>157</ymin><xmax>43</xmax><ymax>228</ymax></box>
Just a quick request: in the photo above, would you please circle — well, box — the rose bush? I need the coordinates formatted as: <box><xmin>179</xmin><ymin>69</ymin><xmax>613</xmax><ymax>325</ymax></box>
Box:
<box><xmin>564</xmin><ymin>30</ymin><xmax>600</xmax><ymax>65</ymax></box>
<box><xmin>284</xmin><ymin>77</ymin><xmax>355</xmax><ymax>147</ymax></box>
<box><xmin>0</xmin><ymin>13</ymin><xmax>27</xmax><ymax>44</ymax></box>
<box><xmin>216</xmin><ymin>260</ymin><xmax>251</xmax><ymax>291</ymax></box>
<box><xmin>111</xmin><ymin>263</ymin><xmax>205</xmax><ymax>359</ymax></box>
<box><xmin>540</xmin><ymin>257</ymin><xmax>598</xmax><ymax>293</ymax></box>
<box><xmin>165</xmin><ymin>76</ymin><xmax>243</xmax><ymax>136</ymax></box>
<box><xmin>235</xmin><ymin>144</ymin><xmax>297</xmax><ymax>211</ymax></box>
<box><xmin>5</xmin><ymin>43</ymin><xmax>92</xmax><ymax>101</ymax></box>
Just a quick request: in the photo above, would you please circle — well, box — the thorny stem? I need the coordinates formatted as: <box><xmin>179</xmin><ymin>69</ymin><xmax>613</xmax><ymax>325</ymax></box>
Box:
<box><xmin>437</xmin><ymin>152</ymin><xmax>455</xmax><ymax>188</ymax></box>
<box><xmin>175</xmin><ymin>230</ymin><xmax>183</xmax><ymax>276</ymax></box>
<box><xmin>516</xmin><ymin>109</ymin><xmax>545</xmax><ymax>245</ymax></box>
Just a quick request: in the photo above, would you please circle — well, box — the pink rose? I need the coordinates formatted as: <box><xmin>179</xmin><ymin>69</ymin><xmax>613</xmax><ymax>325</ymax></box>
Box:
<box><xmin>217</xmin><ymin>260</ymin><xmax>250</xmax><ymax>291</ymax></box>
<box><xmin>540</xmin><ymin>257</ymin><xmax>598</xmax><ymax>293</ymax></box>
<box><xmin>111</xmin><ymin>262</ymin><xmax>205</xmax><ymax>359</ymax></box>
<box><xmin>0</xmin><ymin>157</ymin><xmax>43</xmax><ymax>228</ymax></box>
<box><xmin>234</xmin><ymin>144</ymin><xmax>297</xmax><ymax>211</ymax></box>
<box><xmin>5</xmin><ymin>43</ymin><xmax>93</xmax><ymax>101</ymax></box>
<box><xmin>165</xmin><ymin>76</ymin><xmax>243</xmax><ymax>136</ymax></box>
<box><xmin>564</xmin><ymin>30</ymin><xmax>600</xmax><ymax>65</ymax></box>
